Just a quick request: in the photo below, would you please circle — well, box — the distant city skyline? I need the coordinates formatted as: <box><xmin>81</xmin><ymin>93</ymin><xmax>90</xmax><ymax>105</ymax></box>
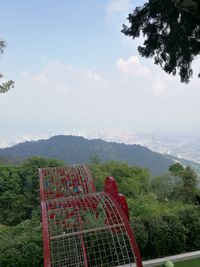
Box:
<box><xmin>0</xmin><ymin>0</ymin><xmax>200</xmax><ymax>143</ymax></box>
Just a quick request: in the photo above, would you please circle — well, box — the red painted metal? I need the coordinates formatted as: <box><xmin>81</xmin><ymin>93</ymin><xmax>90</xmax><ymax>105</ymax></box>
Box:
<box><xmin>40</xmin><ymin>165</ymin><xmax>143</xmax><ymax>267</ymax></box>
<box><xmin>104</xmin><ymin>176</ymin><xmax>130</xmax><ymax>220</ymax></box>
<box><xmin>105</xmin><ymin>192</ymin><xmax>143</xmax><ymax>267</ymax></box>
<box><xmin>104</xmin><ymin>177</ymin><xmax>142</xmax><ymax>266</ymax></box>
<box><xmin>39</xmin><ymin>165</ymin><xmax>97</xmax><ymax>267</ymax></box>
<box><xmin>39</xmin><ymin>169</ymin><xmax>51</xmax><ymax>267</ymax></box>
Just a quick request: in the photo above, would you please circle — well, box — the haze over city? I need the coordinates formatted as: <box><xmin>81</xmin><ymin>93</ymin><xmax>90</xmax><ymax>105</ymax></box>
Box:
<box><xmin>0</xmin><ymin>0</ymin><xmax>199</xmax><ymax>146</ymax></box>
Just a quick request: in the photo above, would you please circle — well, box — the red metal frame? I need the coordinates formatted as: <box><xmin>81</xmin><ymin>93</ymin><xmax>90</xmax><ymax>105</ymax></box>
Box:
<box><xmin>105</xmin><ymin>192</ymin><xmax>143</xmax><ymax>267</ymax></box>
<box><xmin>104</xmin><ymin>176</ymin><xmax>130</xmax><ymax>220</ymax></box>
<box><xmin>39</xmin><ymin>165</ymin><xmax>143</xmax><ymax>267</ymax></box>
<box><xmin>39</xmin><ymin>169</ymin><xmax>51</xmax><ymax>267</ymax></box>
<box><xmin>104</xmin><ymin>176</ymin><xmax>142</xmax><ymax>267</ymax></box>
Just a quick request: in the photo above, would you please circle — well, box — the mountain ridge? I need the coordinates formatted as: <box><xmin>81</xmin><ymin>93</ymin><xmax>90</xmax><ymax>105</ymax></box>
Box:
<box><xmin>0</xmin><ymin>135</ymin><xmax>173</xmax><ymax>175</ymax></box>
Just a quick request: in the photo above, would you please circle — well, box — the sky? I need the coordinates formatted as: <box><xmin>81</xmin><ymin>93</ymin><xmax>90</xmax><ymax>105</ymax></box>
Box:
<box><xmin>0</xmin><ymin>0</ymin><xmax>199</xmax><ymax>145</ymax></box>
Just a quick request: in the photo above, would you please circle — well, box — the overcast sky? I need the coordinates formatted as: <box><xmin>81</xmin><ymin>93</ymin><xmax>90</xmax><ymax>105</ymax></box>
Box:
<box><xmin>0</xmin><ymin>0</ymin><xmax>199</xmax><ymax>145</ymax></box>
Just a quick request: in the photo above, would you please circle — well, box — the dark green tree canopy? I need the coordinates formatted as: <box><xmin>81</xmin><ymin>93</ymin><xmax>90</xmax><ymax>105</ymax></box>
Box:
<box><xmin>122</xmin><ymin>0</ymin><xmax>200</xmax><ymax>83</ymax></box>
<box><xmin>0</xmin><ymin>39</ymin><xmax>14</xmax><ymax>93</ymax></box>
<box><xmin>169</xmin><ymin>162</ymin><xmax>184</xmax><ymax>176</ymax></box>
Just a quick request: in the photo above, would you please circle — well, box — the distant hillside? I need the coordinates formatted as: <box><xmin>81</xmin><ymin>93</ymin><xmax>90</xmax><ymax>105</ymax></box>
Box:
<box><xmin>164</xmin><ymin>154</ymin><xmax>200</xmax><ymax>177</ymax></box>
<box><xmin>0</xmin><ymin>135</ymin><xmax>173</xmax><ymax>175</ymax></box>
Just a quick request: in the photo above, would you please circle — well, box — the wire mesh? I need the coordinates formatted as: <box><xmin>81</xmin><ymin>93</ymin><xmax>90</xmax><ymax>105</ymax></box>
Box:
<box><xmin>40</xmin><ymin>165</ymin><xmax>95</xmax><ymax>200</ymax></box>
<box><xmin>40</xmin><ymin>165</ymin><xmax>141</xmax><ymax>267</ymax></box>
<box><xmin>47</xmin><ymin>193</ymin><xmax>135</xmax><ymax>267</ymax></box>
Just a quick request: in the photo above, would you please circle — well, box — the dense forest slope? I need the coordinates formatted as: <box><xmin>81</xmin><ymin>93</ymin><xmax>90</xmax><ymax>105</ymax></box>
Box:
<box><xmin>0</xmin><ymin>135</ymin><xmax>173</xmax><ymax>175</ymax></box>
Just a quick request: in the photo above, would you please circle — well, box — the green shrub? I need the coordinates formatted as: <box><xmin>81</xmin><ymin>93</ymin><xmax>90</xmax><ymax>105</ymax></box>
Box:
<box><xmin>177</xmin><ymin>206</ymin><xmax>200</xmax><ymax>251</ymax></box>
<box><xmin>132</xmin><ymin>214</ymin><xmax>186</xmax><ymax>259</ymax></box>
<box><xmin>0</xmin><ymin>219</ymin><xmax>42</xmax><ymax>267</ymax></box>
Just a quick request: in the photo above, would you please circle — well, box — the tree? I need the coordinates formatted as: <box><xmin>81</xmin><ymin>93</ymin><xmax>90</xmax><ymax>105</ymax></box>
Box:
<box><xmin>169</xmin><ymin>163</ymin><xmax>198</xmax><ymax>202</ymax></box>
<box><xmin>181</xmin><ymin>165</ymin><xmax>198</xmax><ymax>202</ymax></box>
<box><xmin>169</xmin><ymin>163</ymin><xmax>184</xmax><ymax>177</ymax></box>
<box><xmin>150</xmin><ymin>172</ymin><xmax>182</xmax><ymax>201</ymax></box>
<box><xmin>122</xmin><ymin>0</ymin><xmax>200</xmax><ymax>83</ymax></box>
<box><xmin>0</xmin><ymin>219</ymin><xmax>43</xmax><ymax>267</ymax></box>
<box><xmin>90</xmin><ymin>161</ymin><xmax>150</xmax><ymax>197</ymax></box>
<box><xmin>174</xmin><ymin>0</ymin><xmax>200</xmax><ymax>20</ymax></box>
<box><xmin>0</xmin><ymin>157</ymin><xmax>65</xmax><ymax>225</ymax></box>
<box><xmin>0</xmin><ymin>40</ymin><xmax>14</xmax><ymax>93</ymax></box>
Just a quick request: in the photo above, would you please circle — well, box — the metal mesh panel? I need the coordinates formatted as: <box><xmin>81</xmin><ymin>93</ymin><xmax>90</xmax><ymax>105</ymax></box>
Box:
<box><xmin>40</xmin><ymin>165</ymin><xmax>142</xmax><ymax>267</ymax></box>
<box><xmin>47</xmin><ymin>193</ymin><xmax>135</xmax><ymax>267</ymax></box>
<box><xmin>40</xmin><ymin>165</ymin><xmax>95</xmax><ymax>200</ymax></box>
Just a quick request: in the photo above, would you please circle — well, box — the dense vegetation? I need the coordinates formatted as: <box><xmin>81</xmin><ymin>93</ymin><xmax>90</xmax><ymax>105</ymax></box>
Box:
<box><xmin>0</xmin><ymin>157</ymin><xmax>64</xmax><ymax>267</ymax></box>
<box><xmin>0</xmin><ymin>135</ymin><xmax>173</xmax><ymax>176</ymax></box>
<box><xmin>0</xmin><ymin>157</ymin><xmax>200</xmax><ymax>266</ymax></box>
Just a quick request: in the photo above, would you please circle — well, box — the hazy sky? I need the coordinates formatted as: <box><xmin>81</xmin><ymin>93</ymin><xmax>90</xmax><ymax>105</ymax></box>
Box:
<box><xmin>0</xmin><ymin>0</ymin><xmax>199</xmax><ymax>144</ymax></box>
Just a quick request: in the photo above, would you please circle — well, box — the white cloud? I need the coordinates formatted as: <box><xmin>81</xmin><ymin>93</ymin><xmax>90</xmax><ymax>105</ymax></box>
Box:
<box><xmin>28</xmin><ymin>61</ymin><xmax>113</xmax><ymax>96</ymax></box>
<box><xmin>116</xmin><ymin>56</ymin><xmax>151</xmax><ymax>77</ymax></box>
<box><xmin>87</xmin><ymin>70</ymin><xmax>104</xmax><ymax>83</ymax></box>
<box><xmin>1</xmin><ymin>57</ymin><xmax>200</xmax><ymax>140</ymax></box>
<box><xmin>116</xmin><ymin>55</ymin><xmax>169</xmax><ymax>98</ymax></box>
<box><xmin>30</xmin><ymin>61</ymin><xmax>73</xmax><ymax>92</ymax></box>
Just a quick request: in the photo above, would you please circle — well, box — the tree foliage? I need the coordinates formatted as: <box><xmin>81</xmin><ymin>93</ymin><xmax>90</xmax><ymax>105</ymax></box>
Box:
<box><xmin>0</xmin><ymin>219</ymin><xmax>42</xmax><ymax>267</ymax></box>
<box><xmin>151</xmin><ymin>173</ymin><xmax>182</xmax><ymax>201</ymax></box>
<box><xmin>133</xmin><ymin>206</ymin><xmax>200</xmax><ymax>259</ymax></box>
<box><xmin>0</xmin><ymin>158</ymin><xmax>200</xmax><ymax>264</ymax></box>
<box><xmin>0</xmin><ymin>157</ymin><xmax>64</xmax><ymax>225</ymax></box>
<box><xmin>0</xmin><ymin>40</ymin><xmax>14</xmax><ymax>93</ymax></box>
<box><xmin>169</xmin><ymin>163</ymin><xmax>198</xmax><ymax>202</ymax></box>
<box><xmin>174</xmin><ymin>0</ymin><xmax>200</xmax><ymax>20</ymax></box>
<box><xmin>122</xmin><ymin>0</ymin><xmax>200</xmax><ymax>83</ymax></box>
<box><xmin>90</xmin><ymin>160</ymin><xmax>150</xmax><ymax>196</ymax></box>
<box><xmin>169</xmin><ymin>163</ymin><xmax>184</xmax><ymax>176</ymax></box>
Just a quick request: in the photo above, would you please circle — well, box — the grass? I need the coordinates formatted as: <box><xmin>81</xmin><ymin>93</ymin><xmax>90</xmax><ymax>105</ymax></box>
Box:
<box><xmin>159</xmin><ymin>258</ymin><xmax>200</xmax><ymax>267</ymax></box>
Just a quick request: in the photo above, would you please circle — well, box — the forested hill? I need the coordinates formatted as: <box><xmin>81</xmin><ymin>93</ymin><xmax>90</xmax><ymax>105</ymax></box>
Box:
<box><xmin>0</xmin><ymin>135</ymin><xmax>173</xmax><ymax>175</ymax></box>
